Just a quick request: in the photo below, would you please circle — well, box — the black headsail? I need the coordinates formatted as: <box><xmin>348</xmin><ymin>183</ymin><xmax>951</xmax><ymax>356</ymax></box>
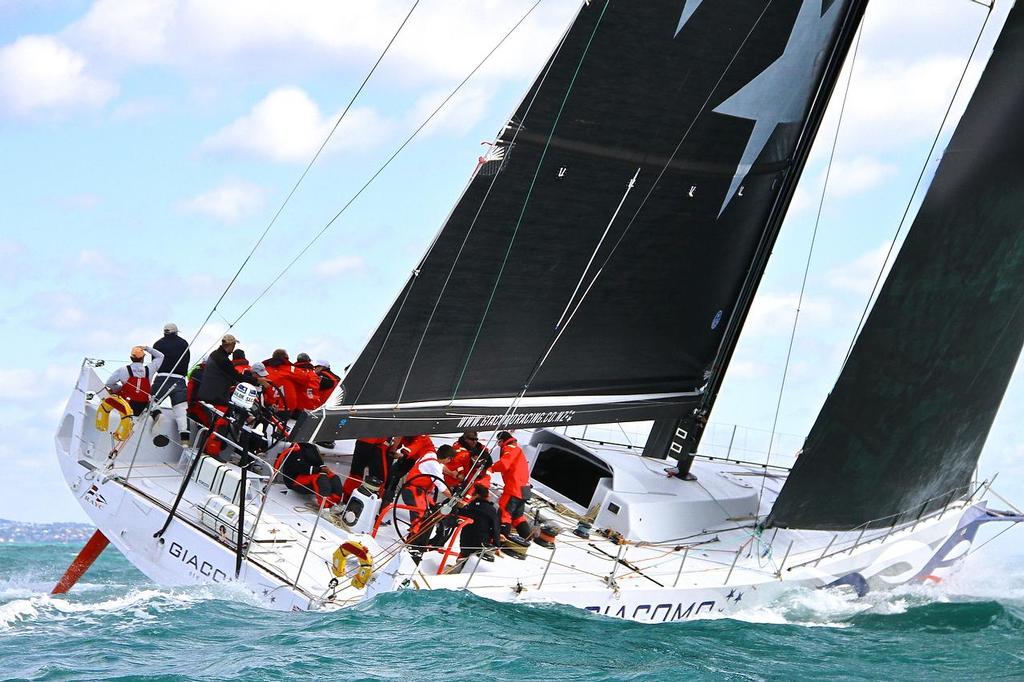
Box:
<box><xmin>295</xmin><ymin>0</ymin><xmax>868</xmax><ymax>443</ymax></box>
<box><xmin>768</xmin><ymin>6</ymin><xmax>1024</xmax><ymax>530</ymax></box>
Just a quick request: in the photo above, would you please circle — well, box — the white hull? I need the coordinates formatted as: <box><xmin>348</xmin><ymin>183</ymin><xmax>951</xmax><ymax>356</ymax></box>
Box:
<box><xmin>57</xmin><ymin>362</ymin><xmax>1016</xmax><ymax>621</ymax></box>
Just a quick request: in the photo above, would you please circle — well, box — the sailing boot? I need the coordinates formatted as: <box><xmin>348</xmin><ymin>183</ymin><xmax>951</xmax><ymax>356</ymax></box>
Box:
<box><xmin>515</xmin><ymin>520</ymin><xmax>536</xmax><ymax>542</ymax></box>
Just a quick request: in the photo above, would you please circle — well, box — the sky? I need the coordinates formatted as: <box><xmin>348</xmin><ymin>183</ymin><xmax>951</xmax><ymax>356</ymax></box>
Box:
<box><xmin>1</xmin><ymin>0</ymin><xmax>1020</xmax><ymax>559</ymax></box>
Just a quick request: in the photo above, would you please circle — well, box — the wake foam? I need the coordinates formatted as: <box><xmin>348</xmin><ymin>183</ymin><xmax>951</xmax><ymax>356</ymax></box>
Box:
<box><xmin>0</xmin><ymin>581</ymin><xmax>265</xmax><ymax>631</ymax></box>
<box><xmin>714</xmin><ymin>553</ymin><xmax>1024</xmax><ymax>629</ymax></box>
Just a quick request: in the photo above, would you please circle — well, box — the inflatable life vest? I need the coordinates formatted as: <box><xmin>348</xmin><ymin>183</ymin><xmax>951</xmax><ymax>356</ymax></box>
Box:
<box><xmin>116</xmin><ymin>365</ymin><xmax>152</xmax><ymax>404</ymax></box>
<box><xmin>331</xmin><ymin>540</ymin><xmax>373</xmax><ymax>589</ymax></box>
<box><xmin>95</xmin><ymin>395</ymin><xmax>134</xmax><ymax>441</ymax></box>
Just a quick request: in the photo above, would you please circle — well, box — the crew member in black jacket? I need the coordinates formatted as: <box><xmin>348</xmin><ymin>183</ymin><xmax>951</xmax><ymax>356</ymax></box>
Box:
<box><xmin>152</xmin><ymin>322</ymin><xmax>191</xmax><ymax>445</ymax></box>
<box><xmin>196</xmin><ymin>333</ymin><xmax>255</xmax><ymax>407</ymax></box>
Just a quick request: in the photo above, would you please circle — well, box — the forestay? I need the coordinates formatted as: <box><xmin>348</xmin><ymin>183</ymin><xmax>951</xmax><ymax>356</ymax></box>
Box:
<box><xmin>295</xmin><ymin>0</ymin><xmax>868</xmax><ymax>442</ymax></box>
<box><xmin>769</xmin><ymin>5</ymin><xmax>1024</xmax><ymax>530</ymax></box>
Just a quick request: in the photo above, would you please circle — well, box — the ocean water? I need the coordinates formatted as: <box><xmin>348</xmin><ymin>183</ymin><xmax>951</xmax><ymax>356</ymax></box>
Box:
<box><xmin>1</xmin><ymin>544</ymin><xmax>1023</xmax><ymax>681</ymax></box>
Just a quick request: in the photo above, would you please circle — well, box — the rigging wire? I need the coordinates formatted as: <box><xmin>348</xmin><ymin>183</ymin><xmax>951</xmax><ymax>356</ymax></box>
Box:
<box><xmin>345</xmin><ymin>1</ymin><xmax>786</xmax><ymax>513</ymax></box>
<box><xmin>180</xmin><ymin>0</ymin><xmax>421</xmax><ymax>370</ymax></box>
<box><xmin>460</xmin><ymin>0</ymin><xmax>777</xmax><ymax>443</ymax></box>
<box><xmin>529</xmin><ymin>0</ymin><xmax>778</xmax><ymax>354</ymax></box>
<box><xmin>113</xmin><ymin>2</ymin><xmax>421</xmax><ymax>476</ymax></box>
<box><xmin>227</xmin><ymin>0</ymin><xmax>547</xmax><ymax>330</ymax></box>
<box><xmin>838</xmin><ymin>3</ymin><xmax>994</xmax><ymax>373</ymax></box>
<box><xmin>450</xmin><ymin>0</ymin><xmax>610</xmax><ymax>399</ymax></box>
<box><xmin>754</xmin><ymin>22</ymin><xmax>865</xmax><ymax>521</ymax></box>
<box><xmin>114</xmin><ymin>4</ymin><xmax>421</xmax><ymax>476</ymax></box>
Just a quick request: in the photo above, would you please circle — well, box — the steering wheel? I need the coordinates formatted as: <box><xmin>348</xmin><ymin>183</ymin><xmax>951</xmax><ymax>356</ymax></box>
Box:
<box><xmin>390</xmin><ymin>473</ymin><xmax>454</xmax><ymax>546</ymax></box>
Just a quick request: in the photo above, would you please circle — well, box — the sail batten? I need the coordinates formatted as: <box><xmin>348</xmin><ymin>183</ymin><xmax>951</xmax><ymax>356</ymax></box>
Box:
<box><xmin>768</xmin><ymin>5</ymin><xmax>1024</xmax><ymax>530</ymax></box>
<box><xmin>293</xmin><ymin>0</ymin><xmax>870</xmax><ymax>443</ymax></box>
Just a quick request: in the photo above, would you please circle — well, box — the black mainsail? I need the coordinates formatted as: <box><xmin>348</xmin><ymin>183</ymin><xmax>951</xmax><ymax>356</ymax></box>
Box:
<box><xmin>768</xmin><ymin>5</ymin><xmax>1024</xmax><ymax>530</ymax></box>
<box><xmin>295</xmin><ymin>0</ymin><xmax>868</xmax><ymax>442</ymax></box>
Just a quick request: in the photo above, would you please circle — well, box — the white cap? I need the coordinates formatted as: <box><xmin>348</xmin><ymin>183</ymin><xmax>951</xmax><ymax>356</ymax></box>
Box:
<box><xmin>315</xmin><ymin>359</ymin><xmax>330</xmax><ymax>369</ymax></box>
<box><xmin>251</xmin><ymin>362</ymin><xmax>269</xmax><ymax>377</ymax></box>
<box><xmin>163</xmin><ymin>322</ymin><xmax>178</xmax><ymax>334</ymax></box>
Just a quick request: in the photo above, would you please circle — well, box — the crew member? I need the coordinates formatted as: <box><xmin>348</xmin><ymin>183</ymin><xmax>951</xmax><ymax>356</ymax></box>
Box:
<box><xmin>292</xmin><ymin>353</ymin><xmax>320</xmax><ymax>412</ymax></box>
<box><xmin>250</xmin><ymin>362</ymin><xmax>284</xmax><ymax>410</ymax></box>
<box><xmin>274</xmin><ymin>442</ymin><xmax>343</xmax><ymax>509</ymax></box>
<box><xmin>195</xmin><ymin>334</ymin><xmax>254</xmax><ymax>458</ymax></box>
<box><xmin>446</xmin><ymin>431</ymin><xmax>488</xmax><ymax>490</ymax></box>
<box><xmin>312</xmin><ymin>360</ymin><xmax>340</xmax><ymax>409</ymax></box>
<box><xmin>384</xmin><ymin>434</ymin><xmax>436</xmax><ymax>504</ymax></box>
<box><xmin>456</xmin><ymin>484</ymin><xmax>502</xmax><ymax>563</ymax></box>
<box><xmin>152</xmin><ymin>322</ymin><xmax>191</xmax><ymax>445</ymax></box>
<box><xmin>196</xmin><ymin>334</ymin><xmax>252</xmax><ymax>407</ymax></box>
<box><xmin>103</xmin><ymin>345</ymin><xmax>164</xmax><ymax>416</ymax></box>
<box><xmin>401</xmin><ymin>444</ymin><xmax>455</xmax><ymax>546</ymax></box>
<box><xmin>185</xmin><ymin>356</ymin><xmax>207</xmax><ymax>425</ymax></box>
<box><xmin>491</xmin><ymin>431</ymin><xmax>533</xmax><ymax>540</ymax></box>
<box><xmin>345</xmin><ymin>437</ymin><xmax>390</xmax><ymax>499</ymax></box>
<box><xmin>262</xmin><ymin>349</ymin><xmax>301</xmax><ymax>414</ymax></box>
<box><xmin>231</xmin><ymin>349</ymin><xmax>250</xmax><ymax>374</ymax></box>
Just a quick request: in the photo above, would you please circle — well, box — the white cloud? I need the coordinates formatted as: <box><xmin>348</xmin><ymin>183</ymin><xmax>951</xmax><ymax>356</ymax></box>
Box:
<box><xmin>0</xmin><ymin>366</ymin><xmax>74</xmax><ymax>402</ymax></box>
<box><xmin>839</xmin><ymin>55</ymin><xmax>968</xmax><ymax>152</ymax></box>
<box><xmin>313</xmin><ymin>255</ymin><xmax>365</xmax><ymax>277</ymax></box>
<box><xmin>201</xmin><ymin>87</ymin><xmax>390</xmax><ymax>162</ymax></box>
<box><xmin>180</xmin><ymin>179</ymin><xmax>264</xmax><ymax>223</ymax></box>
<box><xmin>0</xmin><ymin>35</ymin><xmax>116</xmax><ymax>116</ymax></box>
<box><xmin>65</xmin><ymin>1</ymin><xmax>578</xmax><ymax>82</ymax></box>
<box><xmin>412</xmin><ymin>85</ymin><xmax>493</xmax><ymax>138</ymax></box>
<box><xmin>826</xmin><ymin>241</ymin><xmax>895</xmax><ymax>296</ymax></box>
<box><xmin>75</xmin><ymin>249</ymin><xmax>107</xmax><ymax>267</ymax></box>
<box><xmin>54</xmin><ymin>193</ymin><xmax>101</xmax><ymax>210</ymax></box>
<box><xmin>66</xmin><ymin>0</ymin><xmax>175</xmax><ymax>65</ymax></box>
<box><xmin>826</xmin><ymin>157</ymin><xmax>897</xmax><ymax>199</ymax></box>
<box><xmin>742</xmin><ymin>292</ymin><xmax>833</xmax><ymax>338</ymax></box>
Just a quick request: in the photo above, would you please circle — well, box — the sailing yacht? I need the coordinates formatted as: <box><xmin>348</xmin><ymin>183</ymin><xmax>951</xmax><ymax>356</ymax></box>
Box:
<box><xmin>54</xmin><ymin>0</ymin><xmax>1023</xmax><ymax>620</ymax></box>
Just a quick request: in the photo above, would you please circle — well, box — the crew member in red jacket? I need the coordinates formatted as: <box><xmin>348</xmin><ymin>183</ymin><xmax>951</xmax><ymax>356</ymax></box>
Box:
<box><xmin>231</xmin><ymin>349</ymin><xmax>251</xmax><ymax>374</ymax></box>
<box><xmin>384</xmin><ymin>434</ymin><xmax>436</xmax><ymax>504</ymax></box>
<box><xmin>292</xmin><ymin>353</ymin><xmax>320</xmax><ymax>412</ymax></box>
<box><xmin>274</xmin><ymin>442</ymin><xmax>343</xmax><ymax>509</ymax></box>
<box><xmin>262</xmin><ymin>349</ymin><xmax>302</xmax><ymax>414</ymax></box>
<box><xmin>402</xmin><ymin>444</ymin><xmax>456</xmax><ymax>545</ymax></box>
<box><xmin>491</xmin><ymin>431</ymin><xmax>534</xmax><ymax>540</ymax></box>
<box><xmin>446</xmin><ymin>431</ymin><xmax>491</xmax><ymax>492</ymax></box>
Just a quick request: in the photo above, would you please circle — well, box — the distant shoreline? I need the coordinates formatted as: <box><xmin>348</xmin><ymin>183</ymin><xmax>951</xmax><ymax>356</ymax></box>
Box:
<box><xmin>0</xmin><ymin>518</ymin><xmax>94</xmax><ymax>544</ymax></box>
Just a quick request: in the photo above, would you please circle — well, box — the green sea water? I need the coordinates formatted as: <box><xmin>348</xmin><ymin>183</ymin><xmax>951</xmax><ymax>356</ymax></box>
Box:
<box><xmin>1</xmin><ymin>543</ymin><xmax>1022</xmax><ymax>681</ymax></box>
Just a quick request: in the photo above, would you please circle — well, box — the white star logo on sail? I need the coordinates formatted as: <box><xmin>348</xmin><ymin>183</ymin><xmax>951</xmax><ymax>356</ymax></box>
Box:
<box><xmin>713</xmin><ymin>0</ymin><xmax>843</xmax><ymax>216</ymax></box>
<box><xmin>674</xmin><ymin>0</ymin><xmax>705</xmax><ymax>37</ymax></box>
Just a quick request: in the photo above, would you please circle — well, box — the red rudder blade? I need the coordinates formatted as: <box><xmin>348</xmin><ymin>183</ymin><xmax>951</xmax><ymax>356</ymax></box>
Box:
<box><xmin>52</xmin><ymin>530</ymin><xmax>110</xmax><ymax>594</ymax></box>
